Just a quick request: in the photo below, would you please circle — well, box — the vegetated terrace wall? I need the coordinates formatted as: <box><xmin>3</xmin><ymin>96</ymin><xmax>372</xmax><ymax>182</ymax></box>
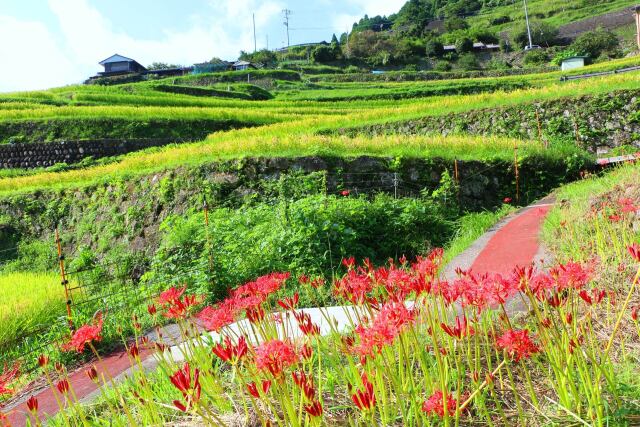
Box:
<box><xmin>329</xmin><ymin>89</ymin><xmax>640</xmax><ymax>154</ymax></box>
<box><xmin>0</xmin><ymin>154</ymin><xmax>588</xmax><ymax>261</ymax></box>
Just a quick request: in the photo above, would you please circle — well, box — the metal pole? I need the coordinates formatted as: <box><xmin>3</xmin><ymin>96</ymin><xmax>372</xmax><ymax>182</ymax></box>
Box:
<box><xmin>523</xmin><ymin>0</ymin><xmax>534</xmax><ymax>49</ymax></box>
<box><xmin>55</xmin><ymin>228</ymin><xmax>74</xmax><ymax>331</ymax></box>
<box><xmin>253</xmin><ymin>13</ymin><xmax>257</xmax><ymax>53</ymax></box>
<box><xmin>283</xmin><ymin>9</ymin><xmax>291</xmax><ymax>48</ymax></box>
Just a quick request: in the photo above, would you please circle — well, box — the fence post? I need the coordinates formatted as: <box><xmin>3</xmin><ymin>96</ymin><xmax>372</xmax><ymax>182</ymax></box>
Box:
<box><xmin>203</xmin><ymin>197</ymin><xmax>214</xmax><ymax>283</ymax></box>
<box><xmin>514</xmin><ymin>144</ymin><xmax>520</xmax><ymax>204</ymax></box>
<box><xmin>55</xmin><ymin>228</ymin><xmax>74</xmax><ymax>332</ymax></box>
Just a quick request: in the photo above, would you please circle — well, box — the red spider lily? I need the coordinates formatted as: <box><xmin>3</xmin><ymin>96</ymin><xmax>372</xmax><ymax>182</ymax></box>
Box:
<box><xmin>353</xmin><ymin>302</ymin><xmax>415</xmax><ymax>358</ymax></box>
<box><xmin>163</xmin><ymin>294</ymin><xmax>204</xmax><ymax>320</ymax></box>
<box><xmin>56</xmin><ymin>379</ymin><xmax>70</xmax><ymax>395</ymax></box>
<box><xmin>278</xmin><ymin>293</ymin><xmax>299</xmax><ymax>311</ymax></box>
<box><xmin>170</xmin><ymin>362</ymin><xmax>201</xmax><ymax>412</ymax></box>
<box><xmin>628</xmin><ymin>243</ymin><xmax>640</xmax><ymax>263</ymax></box>
<box><xmin>292</xmin><ymin>371</ymin><xmax>316</xmax><ymax>400</ymax></box>
<box><xmin>26</xmin><ymin>396</ymin><xmax>38</xmax><ymax>413</ymax></box>
<box><xmin>231</xmin><ymin>273</ymin><xmax>291</xmax><ymax>300</ymax></box>
<box><xmin>550</xmin><ymin>261</ymin><xmax>595</xmax><ymax>291</ymax></box>
<box><xmin>0</xmin><ymin>363</ymin><xmax>19</xmax><ymax>396</ymax></box>
<box><xmin>496</xmin><ymin>329</ymin><xmax>540</xmax><ymax>362</ymax></box>
<box><xmin>295</xmin><ymin>311</ymin><xmax>320</xmax><ymax>336</ymax></box>
<box><xmin>504</xmin><ymin>197</ymin><xmax>512</xmax><ymax>204</ymax></box>
<box><xmin>196</xmin><ymin>303</ymin><xmax>237</xmax><ymax>332</ymax></box>
<box><xmin>155</xmin><ymin>342</ymin><xmax>168</xmax><ymax>353</ymax></box>
<box><xmin>301</xmin><ymin>344</ymin><xmax>313</xmax><ymax>360</ymax></box>
<box><xmin>37</xmin><ymin>354</ymin><xmax>49</xmax><ymax>368</ymax></box>
<box><xmin>609</xmin><ymin>214</ymin><xmax>622</xmax><ymax>222</ymax></box>
<box><xmin>63</xmin><ymin>313</ymin><xmax>103</xmax><ymax>353</ymax></box>
<box><xmin>579</xmin><ymin>288</ymin><xmax>606</xmax><ymax>306</ymax></box>
<box><xmin>246</xmin><ymin>305</ymin><xmax>265</xmax><ymax>324</ymax></box>
<box><xmin>541</xmin><ymin>317</ymin><xmax>552</xmax><ymax>328</ymax></box>
<box><xmin>619</xmin><ymin>198</ymin><xmax>638</xmax><ymax>213</ymax></box>
<box><xmin>441</xmin><ymin>316</ymin><xmax>474</xmax><ymax>340</ymax></box>
<box><xmin>246</xmin><ymin>380</ymin><xmax>271</xmax><ymax>398</ymax></box>
<box><xmin>255</xmin><ymin>339</ymin><xmax>298</xmax><ymax>377</ymax></box>
<box><xmin>304</xmin><ymin>400</ymin><xmax>323</xmax><ymax>417</ymax></box>
<box><xmin>212</xmin><ymin>336</ymin><xmax>248</xmax><ymax>364</ymax></box>
<box><xmin>546</xmin><ymin>292</ymin><xmax>568</xmax><ymax>308</ymax></box>
<box><xmin>333</xmin><ymin>269</ymin><xmax>375</xmax><ymax>304</ymax></box>
<box><xmin>147</xmin><ymin>304</ymin><xmax>157</xmax><ymax>316</ymax></box>
<box><xmin>129</xmin><ymin>344</ymin><xmax>140</xmax><ymax>358</ymax></box>
<box><xmin>565</xmin><ymin>313</ymin><xmax>573</xmax><ymax>324</ymax></box>
<box><xmin>157</xmin><ymin>286</ymin><xmax>186</xmax><ymax>306</ymax></box>
<box><xmin>351</xmin><ymin>373</ymin><xmax>375</xmax><ymax>411</ymax></box>
<box><xmin>342</xmin><ymin>257</ymin><xmax>356</xmax><ymax>270</ymax></box>
<box><xmin>341</xmin><ymin>190</ymin><xmax>350</xmax><ymax>196</ymax></box>
<box><xmin>86</xmin><ymin>366</ymin><xmax>98</xmax><ymax>382</ymax></box>
<box><xmin>422</xmin><ymin>390</ymin><xmax>458</xmax><ymax>418</ymax></box>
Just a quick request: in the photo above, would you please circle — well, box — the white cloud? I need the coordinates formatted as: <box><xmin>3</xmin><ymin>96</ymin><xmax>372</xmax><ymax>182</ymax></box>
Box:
<box><xmin>0</xmin><ymin>16</ymin><xmax>82</xmax><ymax>93</ymax></box>
<box><xmin>343</xmin><ymin>0</ymin><xmax>407</xmax><ymax>17</ymax></box>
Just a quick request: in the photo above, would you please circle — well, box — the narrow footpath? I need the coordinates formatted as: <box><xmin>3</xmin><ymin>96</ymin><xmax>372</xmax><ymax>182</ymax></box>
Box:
<box><xmin>3</xmin><ymin>197</ymin><xmax>555</xmax><ymax>426</ymax></box>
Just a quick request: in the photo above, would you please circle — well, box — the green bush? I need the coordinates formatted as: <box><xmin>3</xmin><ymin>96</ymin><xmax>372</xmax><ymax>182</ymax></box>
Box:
<box><xmin>456</xmin><ymin>37</ymin><xmax>474</xmax><ymax>54</ymax></box>
<box><xmin>523</xmin><ymin>49</ymin><xmax>549</xmax><ymax>66</ymax></box>
<box><xmin>512</xmin><ymin>21</ymin><xmax>559</xmax><ymax>48</ymax></box>
<box><xmin>458</xmin><ymin>53</ymin><xmax>480</xmax><ymax>71</ymax></box>
<box><xmin>148</xmin><ymin>194</ymin><xmax>454</xmax><ymax>303</ymax></box>
<box><xmin>570</xmin><ymin>28</ymin><xmax>621</xmax><ymax>59</ymax></box>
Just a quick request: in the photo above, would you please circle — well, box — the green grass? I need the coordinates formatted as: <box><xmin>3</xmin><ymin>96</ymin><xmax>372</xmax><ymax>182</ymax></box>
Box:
<box><xmin>0</xmin><ymin>272</ymin><xmax>65</xmax><ymax>349</ymax></box>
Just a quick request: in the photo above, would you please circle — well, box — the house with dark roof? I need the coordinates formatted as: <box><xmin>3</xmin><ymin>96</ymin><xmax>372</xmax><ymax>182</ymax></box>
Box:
<box><xmin>98</xmin><ymin>54</ymin><xmax>147</xmax><ymax>76</ymax></box>
<box><xmin>232</xmin><ymin>61</ymin><xmax>259</xmax><ymax>71</ymax></box>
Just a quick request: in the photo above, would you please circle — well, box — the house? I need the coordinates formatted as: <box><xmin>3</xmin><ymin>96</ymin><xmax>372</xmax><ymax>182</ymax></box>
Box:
<box><xmin>98</xmin><ymin>54</ymin><xmax>147</xmax><ymax>76</ymax></box>
<box><xmin>561</xmin><ymin>56</ymin><xmax>589</xmax><ymax>71</ymax></box>
<box><xmin>232</xmin><ymin>61</ymin><xmax>259</xmax><ymax>71</ymax></box>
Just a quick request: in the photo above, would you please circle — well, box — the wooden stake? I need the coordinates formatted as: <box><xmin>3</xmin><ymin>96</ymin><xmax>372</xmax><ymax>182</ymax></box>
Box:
<box><xmin>55</xmin><ymin>228</ymin><xmax>74</xmax><ymax>331</ymax></box>
<box><xmin>514</xmin><ymin>145</ymin><xmax>520</xmax><ymax>204</ymax></box>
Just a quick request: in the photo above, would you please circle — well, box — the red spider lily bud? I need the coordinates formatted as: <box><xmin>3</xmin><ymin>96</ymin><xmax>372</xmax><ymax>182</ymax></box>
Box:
<box><xmin>301</xmin><ymin>344</ymin><xmax>313</xmax><ymax>360</ymax></box>
<box><xmin>132</xmin><ymin>315</ymin><xmax>141</xmax><ymax>331</ymax></box>
<box><xmin>38</xmin><ymin>354</ymin><xmax>49</xmax><ymax>368</ymax></box>
<box><xmin>628</xmin><ymin>243</ymin><xmax>640</xmax><ymax>263</ymax></box>
<box><xmin>504</xmin><ymin>197</ymin><xmax>512</xmax><ymax>204</ymax></box>
<box><xmin>471</xmin><ymin>371</ymin><xmax>480</xmax><ymax>383</ymax></box>
<box><xmin>140</xmin><ymin>336</ymin><xmax>150</xmax><ymax>347</ymax></box>
<box><xmin>246</xmin><ymin>380</ymin><xmax>271</xmax><ymax>398</ymax></box>
<box><xmin>632</xmin><ymin>306</ymin><xmax>639</xmax><ymax>321</ymax></box>
<box><xmin>132</xmin><ymin>391</ymin><xmax>146</xmax><ymax>405</ymax></box>
<box><xmin>147</xmin><ymin>304</ymin><xmax>157</xmax><ymax>316</ymax></box>
<box><xmin>212</xmin><ymin>336</ymin><xmax>248</xmax><ymax>364</ymax></box>
<box><xmin>86</xmin><ymin>366</ymin><xmax>98</xmax><ymax>382</ymax></box>
<box><xmin>342</xmin><ymin>257</ymin><xmax>356</xmax><ymax>270</ymax></box>
<box><xmin>277</xmin><ymin>293</ymin><xmax>299</xmax><ymax>311</ymax></box>
<box><xmin>173</xmin><ymin>400</ymin><xmax>188</xmax><ymax>412</ymax></box>
<box><xmin>155</xmin><ymin>342</ymin><xmax>168</xmax><ymax>353</ymax></box>
<box><xmin>440</xmin><ymin>316</ymin><xmax>474</xmax><ymax>340</ymax></box>
<box><xmin>246</xmin><ymin>306</ymin><xmax>265</xmax><ymax>324</ymax></box>
<box><xmin>129</xmin><ymin>344</ymin><xmax>140</xmax><ymax>358</ymax></box>
<box><xmin>579</xmin><ymin>289</ymin><xmax>606</xmax><ymax>306</ymax></box>
<box><xmin>26</xmin><ymin>396</ymin><xmax>38</xmax><ymax>413</ymax></box>
<box><xmin>56</xmin><ymin>379</ymin><xmax>70</xmax><ymax>395</ymax></box>
<box><xmin>541</xmin><ymin>318</ymin><xmax>552</xmax><ymax>328</ymax></box>
<box><xmin>486</xmin><ymin>372</ymin><xmax>495</xmax><ymax>385</ymax></box>
<box><xmin>351</xmin><ymin>373</ymin><xmax>375</xmax><ymax>411</ymax></box>
<box><xmin>304</xmin><ymin>400</ymin><xmax>323</xmax><ymax>417</ymax></box>
<box><xmin>298</xmin><ymin>313</ymin><xmax>320</xmax><ymax>337</ymax></box>
<box><xmin>310</xmin><ymin>277</ymin><xmax>325</xmax><ymax>289</ymax></box>
<box><xmin>298</xmin><ymin>275</ymin><xmax>309</xmax><ymax>285</ymax></box>
<box><xmin>341</xmin><ymin>190</ymin><xmax>350</xmax><ymax>197</ymax></box>
<box><xmin>54</xmin><ymin>362</ymin><xmax>65</xmax><ymax>374</ymax></box>
<box><xmin>547</xmin><ymin>293</ymin><xmax>566</xmax><ymax>308</ymax></box>
<box><xmin>565</xmin><ymin>313</ymin><xmax>573</xmax><ymax>324</ymax></box>
<box><xmin>292</xmin><ymin>371</ymin><xmax>316</xmax><ymax>400</ymax></box>
<box><xmin>399</xmin><ymin>255</ymin><xmax>408</xmax><ymax>266</ymax></box>
<box><xmin>341</xmin><ymin>335</ymin><xmax>355</xmax><ymax>350</ymax></box>
<box><xmin>439</xmin><ymin>348</ymin><xmax>448</xmax><ymax>356</ymax></box>
<box><xmin>618</xmin><ymin>263</ymin><xmax>626</xmax><ymax>272</ymax></box>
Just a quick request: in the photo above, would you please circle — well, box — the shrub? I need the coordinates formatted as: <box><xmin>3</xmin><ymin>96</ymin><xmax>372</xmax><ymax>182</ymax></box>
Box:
<box><xmin>425</xmin><ymin>40</ymin><xmax>445</xmax><ymax>58</ymax></box>
<box><xmin>311</xmin><ymin>45</ymin><xmax>337</xmax><ymax>63</ymax></box>
<box><xmin>523</xmin><ymin>49</ymin><xmax>549</xmax><ymax>66</ymax></box>
<box><xmin>490</xmin><ymin>15</ymin><xmax>512</xmax><ymax>26</ymax></box>
<box><xmin>445</xmin><ymin>17</ymin><xmax>469</xmax><ymax>32</ymax></box>
<box><xmin>458</xmin><ymin>53</ymin><xmax>480</xmax><ymax>71</ymax></box>
<box><xmin>455</xmin><ymin>37</ymin><xmax>474</xmax><ymax>54</ymax></box>
<box><xmin>434</xmin><ymin>60</ymin><xmax>452</xmax><ymax>72</ymax></box>
<box><xmin>570</xmin><ymin>28</ymin><xmax>621</xmax><ymax>59</ymax></box>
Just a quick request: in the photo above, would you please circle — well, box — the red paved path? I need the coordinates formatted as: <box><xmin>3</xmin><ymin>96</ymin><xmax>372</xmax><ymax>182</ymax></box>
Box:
<box><xmin>5</xmin><ymin>347</ymin><xmax>154</xmax><ymax>426</ymax></box>
<box><xmin>3</xmin><ymin>200</ymin><xmax>555</xmax><ymax>426</ymax></box>
<box><xmin>471</xmin><ymin>202</ymin><xmax>553</xmax><ymax>275</ymax></box>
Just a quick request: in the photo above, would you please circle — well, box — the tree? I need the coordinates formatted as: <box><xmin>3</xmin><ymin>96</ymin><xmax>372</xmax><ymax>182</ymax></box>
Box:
<box><xmin>455</xmin><ymin>37</ymin><xmax>474</xmax><ymax>53</ymax></box>
<box><xmin>523</xmin><ymin>49</ymin><xmax>549</xmax><ymax>66</ymax></box>
<box><xmin>239</xmin><ymin>49</ymin><xmax>277</xmax><ymax>65</ymax></box>
<box><xmin>511</xmin><ymin>21</ymin><xmax>559</xmax><ymax>48</ymax></box>
<box><xmin>331</xmin><ymin>34</ymin><xmax>340</xmax><ymax>45</ymax></box>
<box><xmin>425</xmin><ymin>40</ymin><xmax>445</xmax><ymax>58</ymax></box>
<box><xmin>147</xmin><ymin>62</ymin><xmax>181</xmax><ymax>70</ymax></box>
<box><xmin>457</xmin><ymin>53</ymin><xmax>479</xmax><ymax>71</ymax></box>
<box><xmin>445</xmin><ymin>17</ymin><xmax>469</xmax><ymax>32</ymax></box>
<box><xmin>311</xmin><ymin>45</ymin><xmax>337</xmax><ymax>63</ymax></box>
<box><xmin>570</xmin><ymin>28</ymin><xmax>620</xmax><ymax>59</ymax></box>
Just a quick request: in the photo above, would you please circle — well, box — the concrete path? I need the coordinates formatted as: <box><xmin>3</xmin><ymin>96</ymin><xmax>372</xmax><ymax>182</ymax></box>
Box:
<box><xmin>2</xmin><ymin>197</ymin><xmax>555</xmax><ymax>426</ymax></box>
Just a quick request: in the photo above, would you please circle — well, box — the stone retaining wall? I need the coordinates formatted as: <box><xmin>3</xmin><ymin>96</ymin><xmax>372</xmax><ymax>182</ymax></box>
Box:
<box><xmin>0</xmin><ymin>139</ymin><xmax>179</xmax><ymax>169</ymax></box>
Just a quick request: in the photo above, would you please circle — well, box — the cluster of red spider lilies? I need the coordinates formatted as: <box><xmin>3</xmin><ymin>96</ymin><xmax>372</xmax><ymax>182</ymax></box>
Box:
<box><xmin>1</xmin><ymin>243</ymin><xmax>639</xmax><ymax>426</ymax></box>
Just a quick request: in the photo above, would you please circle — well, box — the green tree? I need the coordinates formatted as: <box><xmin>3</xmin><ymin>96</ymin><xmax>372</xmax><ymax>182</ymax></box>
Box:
<box><xmin>512</xmin><ymin>21</ymin><xmax>559</xmax><ymax>48</ymax></box>
<box><xmin>311</xmin><ymin>45</ymin><xmax>337</xmax><ymax>63</ymax></box>
<box><xmin>426</xmin><ymin>39</ymin><xmax>445</xmax><ymax>57</ymax></box>
<box><xmin>570</xmin><ymin>28</ymin><xmax>620</xmax><ymax>59</ymax></box>
<box><xmin>147</xmin><ymin>62</ymin><xmax>181</xmax><ymax>70</ymax></box>
<box><xmin>445</xmin><ymin>16</ymin><xmax>469</xmax><ymax>32</ymax></box>
<box><xmin>455</xmin><ymin>37</ymin><xmax>474</xmax><ymax>53</ymax></box>
<box><xmin>458</xmin><ymin>53</ymin><xmax>479</xmax><ymax>70</ymax></box>
<box><xmin>523</xmin><ymin>49</ymin><xmax>549</xmax><ymax>66</ymax></box>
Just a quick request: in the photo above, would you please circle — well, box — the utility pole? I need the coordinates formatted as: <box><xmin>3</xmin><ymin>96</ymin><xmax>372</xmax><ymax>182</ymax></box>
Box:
<box><xmin>523</xmin><ymin>0</ymin><xmax>534</xmax><ymax>49</ymax></box>
<box><xmin>253</xmin><ymin>13</ymin><xmax>257</xmax><ymax>52</ymax></box>
<box><xmin>266</xmin><ymin>35</ymin><xmax>269</xmax><ymax>50</ymax></box>
<box><xmin>635</xmin><ymin>6</ymin><xmax>640</xmax><ymax>50</ymax></box>
<box><xmin>283</xmin><ymin>9</ymin><xmax>291</xmax><ymax>48</ymax></box>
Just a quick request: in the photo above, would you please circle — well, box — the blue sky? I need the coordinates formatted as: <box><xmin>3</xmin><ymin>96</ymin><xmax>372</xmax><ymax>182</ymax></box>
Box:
<box><xmin>0</xmin><ymin>0</ymin><xmax>407</xmax><ymax>92</ymax></box>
